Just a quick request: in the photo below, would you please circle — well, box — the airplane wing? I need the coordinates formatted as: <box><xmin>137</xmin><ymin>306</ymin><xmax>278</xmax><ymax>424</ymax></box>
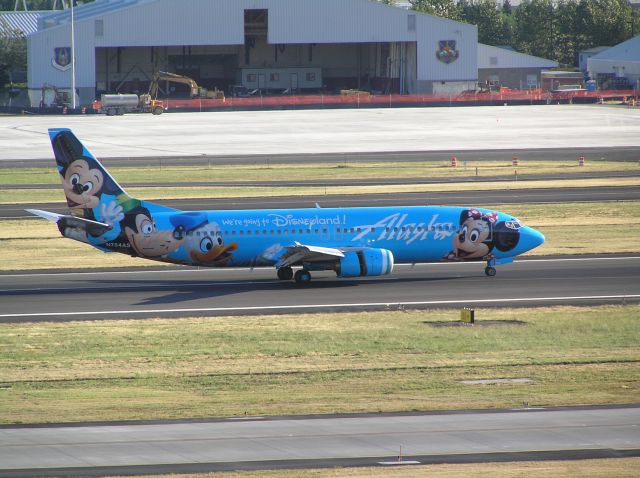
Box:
<box><xmin>26</xmin><ymin>209</ymin><xmax>113</xmax><ymax>237</ymax></box>
<box><xmin>275</xmin><ymin>241</ymin><xmax>345</xmax><ymax>269</ymax></box>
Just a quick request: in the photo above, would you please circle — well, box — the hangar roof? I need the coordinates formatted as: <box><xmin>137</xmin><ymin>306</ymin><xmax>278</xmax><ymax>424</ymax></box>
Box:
<box><xmin>478</xmin><ymin>43</ymin><xmax>558</xmax><ymax>69</ymax></box>
<box><xmin>589</xmin><ymin>36</ymin><xmax>640</xmax><ymax>64</ymax></box>
<box><xmin>34</xmin><ymin>0</ymin><xmax>474</xmax><ymax>46</ymax></box>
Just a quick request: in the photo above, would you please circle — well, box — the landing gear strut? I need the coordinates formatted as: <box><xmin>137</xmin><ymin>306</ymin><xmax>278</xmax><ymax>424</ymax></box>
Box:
<box><xmin>277</xmin><ymin>266</ymin><xmax>293</xmax><ymax>281</ymax></box>
<box><xmin>294</xmin><ymin>269</ymin><xmax>312</xmax><ymax>285</ymax></box>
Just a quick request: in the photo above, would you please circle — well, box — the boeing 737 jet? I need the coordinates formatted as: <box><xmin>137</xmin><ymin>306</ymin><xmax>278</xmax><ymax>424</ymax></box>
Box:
<box><xmin>28</xmin><ymin>128</ymin><xmax>545</xmax><ymax>284</ymax></box>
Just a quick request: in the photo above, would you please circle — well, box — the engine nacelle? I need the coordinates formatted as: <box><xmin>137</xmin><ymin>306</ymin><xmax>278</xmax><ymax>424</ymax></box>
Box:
<box><xmin>337</xmin><ymin>249</ymin><xmax>394</xmax><ymax>278</ymax></box>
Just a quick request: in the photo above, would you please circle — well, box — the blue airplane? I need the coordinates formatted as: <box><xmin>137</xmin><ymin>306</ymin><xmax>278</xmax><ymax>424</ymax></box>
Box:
<box><xmin>28</xmin><ymin>128</ymin><xmax>545</xmax><ymax>284</ymax></box>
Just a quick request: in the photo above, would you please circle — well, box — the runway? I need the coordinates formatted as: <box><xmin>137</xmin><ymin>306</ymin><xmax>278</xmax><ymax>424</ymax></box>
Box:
<box><xmin>1</xmin><ymin>255</ymin><xmax>638</xmax><ymax>322</ymax></box>
<box><xmin>1</xmin><ymin>405</ymin><xmax>639</xmax><ymax>477</ymax></box>
<box><xmin>3</xmin><ymin>185</ymin><xmax>637</xmax><ymax>219</ymax></box>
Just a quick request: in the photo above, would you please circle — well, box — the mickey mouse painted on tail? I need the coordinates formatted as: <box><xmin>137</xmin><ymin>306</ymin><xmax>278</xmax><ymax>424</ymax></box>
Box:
<box><xmin>443</xmin><ymin>208</ymin><xmax>523</xmax><ymax>276</ymax></box>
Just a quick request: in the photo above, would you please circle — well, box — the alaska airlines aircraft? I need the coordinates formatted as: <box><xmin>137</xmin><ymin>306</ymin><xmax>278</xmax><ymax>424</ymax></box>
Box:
<box><xmin>28</xmin><ymin>128</ymin><xmax>545</xmax><ymax>284</ymax></box>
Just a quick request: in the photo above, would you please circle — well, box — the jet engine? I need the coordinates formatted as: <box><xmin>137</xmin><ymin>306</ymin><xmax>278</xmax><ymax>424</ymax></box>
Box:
<box><xmin>336</xmin><ymin>249</ymin><xmax>394</xmax><ymax>278</ymax></box>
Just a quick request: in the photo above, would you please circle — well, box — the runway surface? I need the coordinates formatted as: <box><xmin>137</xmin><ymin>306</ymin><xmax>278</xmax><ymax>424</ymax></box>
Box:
<box><xmin>1</xmin><ymin>105</ymin><xmax>639</xmax><ymax>161</ymax></box>
<box><xmin>1</xmin><ymin>255</ymin><xmax>638</xmax><ymax>322</ymax></box>
<box><xmin>3</xmin><ymin>186</ymin><xmax>637</xmax><ymax>219</ymax></box>
<box><xmin>1</xmin><ymin>405</ymin><xmax>639</xmax><ymax>477</ymax></box>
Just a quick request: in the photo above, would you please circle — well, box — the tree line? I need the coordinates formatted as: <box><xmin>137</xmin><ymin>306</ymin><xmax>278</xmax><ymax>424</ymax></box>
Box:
<box><xmin>408</xmin><ymin>0</ymin><xmax>638</xmax><ymax>66</ymax></box>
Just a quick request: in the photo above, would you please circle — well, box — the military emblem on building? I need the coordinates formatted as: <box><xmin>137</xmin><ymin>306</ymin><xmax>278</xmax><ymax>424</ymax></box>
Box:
<box><xmin>436</xmin><ymin>40</ymin><xmax>459</xmax><ymax>64</ymax></box>
<box><xmin>52</xmin><ymin>47</ymin><xmax>71</xmax><ymax>71</ymax></box>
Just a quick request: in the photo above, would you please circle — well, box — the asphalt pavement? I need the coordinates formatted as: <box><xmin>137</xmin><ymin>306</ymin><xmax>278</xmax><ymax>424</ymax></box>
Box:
<box><xmin>1</xmin><ymin>405</ymin><xmax>638</xmax><ymax>477</ymax></box>
<box><xmin>1</xmin><ymin>255</ymin><xmax>638</xmax><ymax>322</ymax></box>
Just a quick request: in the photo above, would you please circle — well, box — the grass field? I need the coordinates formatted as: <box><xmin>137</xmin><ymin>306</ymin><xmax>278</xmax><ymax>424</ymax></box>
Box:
<box><xmin>1</xmin><ymin>201</ymin><xmax>637</xmax><ymax>271</ymax></box>
<box><xmin>1</xmin><ymin>160</ymin><xmax>637</xmax><ymax>186</ymax></box>
<box><xmin>1</xmin><ymin>305</ymin><xmax>638</xmax><ymax>424</ymax></box>
<box><xmin>105</xmin><ymin>458</ymin><xmax>640</xmax><ymax>478</ymax></box>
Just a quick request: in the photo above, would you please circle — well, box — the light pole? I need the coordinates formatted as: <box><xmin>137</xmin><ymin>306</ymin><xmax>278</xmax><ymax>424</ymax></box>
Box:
<box><xmin>70</xmin><ymin>0</ymin><xmax>76</xmax><ymax>109</ymax></box>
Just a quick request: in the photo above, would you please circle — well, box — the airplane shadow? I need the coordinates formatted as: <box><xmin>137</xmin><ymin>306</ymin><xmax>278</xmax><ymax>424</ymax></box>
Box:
<box><xmin>125</xmin><ymin>273</ymin><xmax>467</xmax><ymax>306</ymax></box>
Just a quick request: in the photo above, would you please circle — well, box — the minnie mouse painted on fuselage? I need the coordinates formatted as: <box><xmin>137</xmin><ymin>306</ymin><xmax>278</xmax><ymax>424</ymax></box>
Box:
<box><xmin>443</xmin><ymin>208</ymin><xmax>520</xmax><ymax>262</ymax></box>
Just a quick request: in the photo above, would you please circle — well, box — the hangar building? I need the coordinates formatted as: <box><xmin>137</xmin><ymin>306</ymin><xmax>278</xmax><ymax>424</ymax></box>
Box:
<box><xmin>587</xmin><ymin>36</ymin><xmax>640</xmax><ymax>90</ymax></box>
<box><xmin>478</xmin><ymin>44</ymin><xmax>558</xmax><ymax>90</ymax></box>
<box><xmin>26</xmin><ymin>0</ymin><xmax>478</xmax><ymax>106</ymax></box>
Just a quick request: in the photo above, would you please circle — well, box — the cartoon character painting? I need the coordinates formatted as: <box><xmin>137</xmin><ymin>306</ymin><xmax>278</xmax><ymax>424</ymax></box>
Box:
<box><xmin>443</xmin><ymin>208</ymin><xmax>520</xmax><ymax>261</ymax></box>
<box><xmin>170</xmin><ymin>213</ymin><xmax>237</xmax><ymax>266</ymax></box>
<box><xmin>123</xmin><ymin>206</ymin><xmax>182</xmax><ymax>259</ymax></box>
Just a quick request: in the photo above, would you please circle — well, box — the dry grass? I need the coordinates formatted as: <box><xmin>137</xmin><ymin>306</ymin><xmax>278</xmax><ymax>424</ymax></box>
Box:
<box><xmin>106</xmin><ymin>458</ymin><xmax>640</xmax><ymax>478</ymax></box>
<box><xmin>2</xmin><ymin>160</ymin><xmax>637</xmax><ymax>186</ymax></box>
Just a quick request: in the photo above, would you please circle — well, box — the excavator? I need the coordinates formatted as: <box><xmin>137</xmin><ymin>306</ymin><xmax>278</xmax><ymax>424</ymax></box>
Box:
<box><xmin>148</xmin><ymin>71</ymin><xmax>224</xmax><ymax>100</ymax></box>
<box><xmin>39</xmin><ymin>83</ymin><xmax>71</xmax><ymax>108</ymax></box>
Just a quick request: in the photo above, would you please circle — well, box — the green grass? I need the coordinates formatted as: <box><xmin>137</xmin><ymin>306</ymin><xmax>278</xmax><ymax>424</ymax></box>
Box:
<box><xmin>1</xmin><ymin>200</ymin><xmax>637</xmax><ymax>271</ymax></box>
<box><xmin>1</xmin><ymin>160</ymin><xmax>637</xmax><ymax>186</ymax></box>
<box><xmin>1</xmin><ymin>305</ymin><xmax>639</xmax><ymax>424</ymax></box>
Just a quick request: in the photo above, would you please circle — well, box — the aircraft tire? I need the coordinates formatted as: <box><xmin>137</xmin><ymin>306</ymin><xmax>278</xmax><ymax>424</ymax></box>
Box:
<box><xmin>485</xmin><ymin>266</ymin><xmax>497</xmax><ymax>277</ymax></box>
<box><xmin>294</xmin><ymin>269</ymin><xmax>311</xmax><ymax>285</ymax></box>
<box><xmin>277</xmin><ymin>267</ymin><xmax>293</xmax><ymax>281</ymax></box>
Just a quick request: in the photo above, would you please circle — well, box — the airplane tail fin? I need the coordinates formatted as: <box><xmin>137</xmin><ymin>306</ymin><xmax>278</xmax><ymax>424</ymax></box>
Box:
<box><xmin>48</xmin><ymin>128</ymin><xmax>141</xmax><ymax>219</ymax></box>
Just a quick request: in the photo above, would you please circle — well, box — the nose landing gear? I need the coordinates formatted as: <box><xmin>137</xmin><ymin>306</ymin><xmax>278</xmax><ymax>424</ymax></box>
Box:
<box><xmin>484</xmin><ymin>266</ymin><xmax>497</xmax><ymax>277</ymax></box>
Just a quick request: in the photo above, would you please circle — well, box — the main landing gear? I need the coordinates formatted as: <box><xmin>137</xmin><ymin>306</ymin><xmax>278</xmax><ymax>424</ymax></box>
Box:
<box><xmin>277</xmin><ymin>267</ymin><xmax>312</xmax><ymax>284</ymax></box>
<box><xmin>277</xmin><ymin>266</ymin><xmax>293</xmax><ymax>281</ymax></box>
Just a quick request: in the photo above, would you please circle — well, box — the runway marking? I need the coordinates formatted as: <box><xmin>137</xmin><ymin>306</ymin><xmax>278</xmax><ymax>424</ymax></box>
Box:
<box><xmin>0</xmin><ymin>295</ymin><xmax>639</xmax><ymax>319</ymax></box>
<box><xmin>1</xmin><ymin>256</ymin><xmax>638</xmax><ymax>279</ymax></box>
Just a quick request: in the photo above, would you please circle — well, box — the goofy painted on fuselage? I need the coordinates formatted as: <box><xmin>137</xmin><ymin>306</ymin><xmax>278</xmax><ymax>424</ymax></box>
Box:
<box><xmin>28</xmin><ymin>128</ymin><xmax>545</xmax><ymax>283</ymax></box>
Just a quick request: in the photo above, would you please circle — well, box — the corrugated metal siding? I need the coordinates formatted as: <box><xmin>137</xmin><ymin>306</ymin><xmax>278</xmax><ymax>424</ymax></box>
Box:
<box><xmin>416</xmin><ymin>15</ymin><xmax>477</xmax><ymax>81</ymax></box>
<box><xmin>478</xmin><ymin>44</ymin><xmax>557</xmax><ymax>69</ymax></box>
<box><xmin>0</xmin><ymin>12</ymin><xmax>43</xmax><ymax>36</ymax></box>
<box><xmin>268</xmin><ymin>0</ymin><xmax>413</xmax><ymax>44</ymax></box>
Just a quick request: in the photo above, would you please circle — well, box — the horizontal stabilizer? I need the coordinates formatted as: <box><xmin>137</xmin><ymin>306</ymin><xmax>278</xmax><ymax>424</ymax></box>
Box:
<box><xmin>27</xmin><ymin>209</ymin><xmax>112</xmax><ymax>237</ymax></box>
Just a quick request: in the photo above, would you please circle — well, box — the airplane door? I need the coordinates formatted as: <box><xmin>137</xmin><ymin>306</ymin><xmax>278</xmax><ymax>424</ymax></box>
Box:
<box><xmin>258</xmin><ymin>74</ymin><xmax>266</xmax><ymax>92</ymax></box>
<box><xmin>290</xmin><ymin>73</ymin><xmax>298</xmax><ymax>92</ymax></box>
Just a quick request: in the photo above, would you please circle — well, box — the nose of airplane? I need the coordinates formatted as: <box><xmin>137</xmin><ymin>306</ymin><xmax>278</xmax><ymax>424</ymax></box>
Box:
<box><xmin>521</xmin><ymin>226</ymin><xmax>545</xmax><ymax>252</ymax></box>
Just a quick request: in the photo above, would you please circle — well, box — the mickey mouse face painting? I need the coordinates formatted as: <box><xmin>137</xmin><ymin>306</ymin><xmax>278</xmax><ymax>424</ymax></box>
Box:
<box><xmin>62</xmin><ymin>158</ymin><xmax>105</xmax><ymax>210</ymax></box>
<box><xmin>444</xmin><ymin>209</ymin><xmax>520</xmax><ymax>261</ymax></box>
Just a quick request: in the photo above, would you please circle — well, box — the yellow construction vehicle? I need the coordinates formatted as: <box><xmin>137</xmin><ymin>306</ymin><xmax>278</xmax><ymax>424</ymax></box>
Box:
<box><xmin>148</xmin><ymin>71</ymin><xmax>224</xmax><ymax>100</ymax></box>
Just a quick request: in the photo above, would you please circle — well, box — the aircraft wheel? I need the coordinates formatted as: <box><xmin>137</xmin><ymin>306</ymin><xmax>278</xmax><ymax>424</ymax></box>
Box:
<box><xmin>277</xmin><ymin>267</ymin><xmax>293</xmax><ymax>281</ymax></box>
<box><xmin>294</xmin><ymin>269</ymin><xmax>311</xmax><ymax>285</ymax></box>
<box><xmin>152</xmin><ymin>106</ymin><xmax>163</xmax><ymax>115</ymax></box>
<box><xmin>485</xmin><ymin>266</ymin><xmax>497</xmax><ymax>277</ymax></box>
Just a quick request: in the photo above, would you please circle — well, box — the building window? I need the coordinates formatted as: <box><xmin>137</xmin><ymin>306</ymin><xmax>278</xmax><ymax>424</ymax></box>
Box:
<box><xmin>247</xmin><ymin>73</ymin><xmax>256</xmax><ymax>82</ymax></box>
<box><xmin>306</xmin><ymin>72</ymin><xmax>316</xmax><ymax>81</ymax></box>
<box><xmin>408</xmin><ymin>14</ymin><xmax>416</xmax><ymax>32</ymax></box>
<box><xmin>270</xmin><ymin>73</ymin><xmax>280</xmax><ymax>82</ymax></box>
<box><xmin>95</xmin><ymin>19</ymin><xmax>103</xmax><ymax>37</ymax></box>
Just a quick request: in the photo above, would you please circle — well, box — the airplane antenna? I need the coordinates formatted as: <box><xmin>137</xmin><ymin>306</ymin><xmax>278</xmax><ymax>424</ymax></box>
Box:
<box><xmin>315</xmin><ymin>203</ymin><xmax>322</xmax><ymax>208</ymax></box>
